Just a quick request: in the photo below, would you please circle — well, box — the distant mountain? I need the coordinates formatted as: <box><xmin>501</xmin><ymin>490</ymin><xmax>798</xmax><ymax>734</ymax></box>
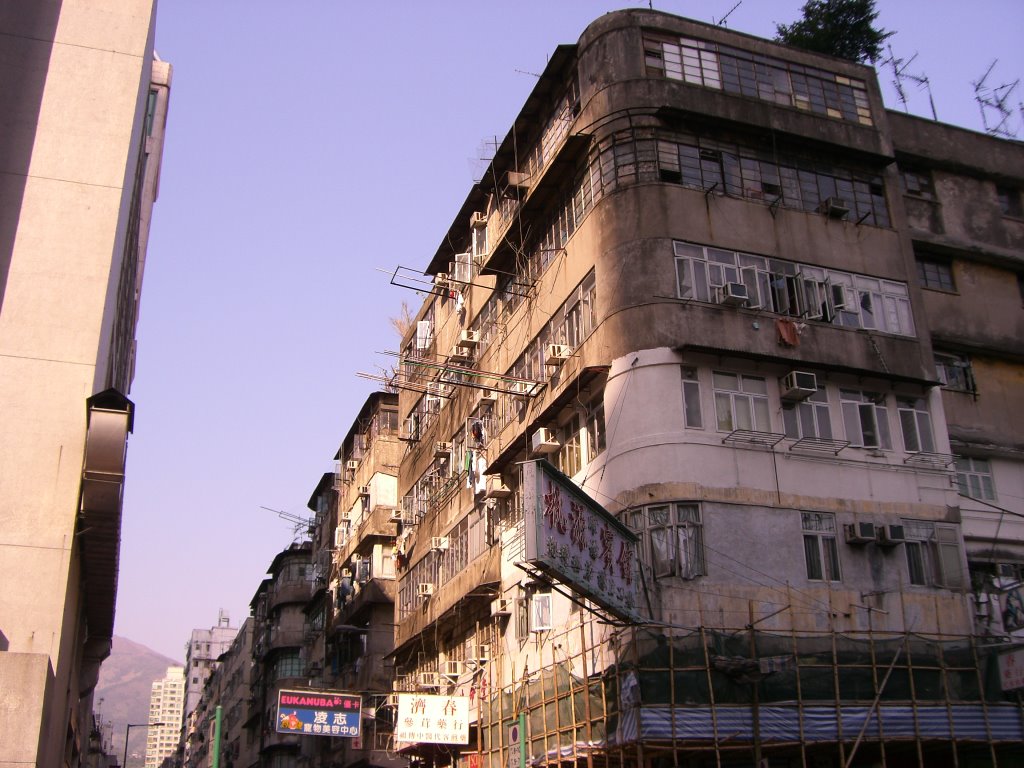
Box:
<box><xmin>95</xmin><ymin>636</ymin><xmax>183</xmax><ymax>768</ymax></box>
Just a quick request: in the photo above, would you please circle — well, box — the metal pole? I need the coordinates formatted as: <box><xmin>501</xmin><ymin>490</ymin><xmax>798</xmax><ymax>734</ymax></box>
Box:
<box><xmin>212</xmin><ymin>705</ymin><xmax>223</xmax><ymax>768</ymax></box>
<box><xmin>123</xmin><ymin>723</ymin><xmax>144</xmax><ymax>768</ymax></box>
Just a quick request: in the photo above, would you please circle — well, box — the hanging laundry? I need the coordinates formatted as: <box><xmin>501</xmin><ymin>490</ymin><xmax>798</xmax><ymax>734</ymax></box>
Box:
<box><xmin>471</xmin><ymin>418</ymin><xmax>485</xmax><ymax>448</ymax></box>
<box><xmin>475</xmin><ymin>455</ymin><xmax>487</xmax><ymax>494</ymax></box>
<box><xmin>776</xmin><ymin>318</ymin><xmax>800</xmax><ymax>347</ymax></box>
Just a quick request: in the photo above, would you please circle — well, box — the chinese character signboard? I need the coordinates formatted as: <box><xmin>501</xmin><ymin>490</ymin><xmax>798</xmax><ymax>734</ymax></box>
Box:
<box><xmin>395</xmin><ymin>693</ymin><xmax>469</xmax><ymax>745</ymax></box>
<box><xmin>998</xmin><ymin>648</ymin><xmax>1024</xmax><ymax>692</ymax></box>
<box><xmin>275</xmin><ymin>689</ymin><xmax>361</xmax><ymax>737</ymax></box>
<box><xmin>521</xmin><ymin>460</ymin><xmax>641</xmax><ymax>622</ymax></box>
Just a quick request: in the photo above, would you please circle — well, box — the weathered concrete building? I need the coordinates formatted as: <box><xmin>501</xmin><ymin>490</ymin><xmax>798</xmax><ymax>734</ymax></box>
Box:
<box><xmin>247</xmin><ymin>543</ymin><xmax>314</xmax><ymax>764</ymax></box>
<box><xmin>887</xmin><ymin>113</ymin><xmax>1024</xmax><ymax>638</ymax></box>
<box><xmin>384</xmin><ymin>9</ymin><xmax>1023</xmax><ymax>768</ymax></box>
<box><xmin>301</xmin><ymin>391</ymin><xmax>406</xmax><ymax>768</ymax></box>
<box><xmin>182</xmin><ymin>618</ymin><xmax>255</xmax><ymax>768</ymax></box>
<box><xmin>0</xmin><ymin>2</ymin><xmax>170</xmax><ymax>765</ymax></box>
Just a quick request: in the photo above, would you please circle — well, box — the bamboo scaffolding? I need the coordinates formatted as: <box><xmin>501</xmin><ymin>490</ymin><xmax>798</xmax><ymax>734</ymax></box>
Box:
<box><xmin>465</xmin><ymin>616</ymin><xmax>1021</xmax><ymax>768</ymax></box>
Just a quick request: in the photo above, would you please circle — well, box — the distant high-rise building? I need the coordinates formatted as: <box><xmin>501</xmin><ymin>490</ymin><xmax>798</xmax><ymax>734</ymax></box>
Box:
<box><xmin>146</xmin><ymin>666</ymin><xmax>184</xmax><ymax>768</ymax></box>
<box><xmin>0</xmin><ymin>2</ymin><xmax>170</xmax><ymax>765</ymax></box>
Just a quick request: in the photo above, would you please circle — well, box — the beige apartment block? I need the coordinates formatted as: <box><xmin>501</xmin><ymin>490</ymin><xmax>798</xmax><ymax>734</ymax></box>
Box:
<box><xmin>0</xmin><ymin>2</ymin><xmax>170</xmax><ymax>765</ymax></box>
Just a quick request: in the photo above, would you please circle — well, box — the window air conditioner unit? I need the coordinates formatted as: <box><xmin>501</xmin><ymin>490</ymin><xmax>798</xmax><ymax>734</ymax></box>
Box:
<box><xmin>780</xmin><ymin>371</ymin><xmax>818</xmax><ymax>402</ymax></box>
<box><xmin>346</xmin><ymin>460</ymin><xmax>359</xmax><ymax>471</ymax></box>
<box><xmin>477</xmin><ymin>643</ymin><xmax>492</xmax><ymax>662</ymax></box>
<box><xmin>485</xmin><ymin>477</ymin><xmax>512</xmax><ymax>499</ymax></box>
<box><xmin>434</xmin><ymin>272</ymin><xmax>449</xmax><ymax>288</ymax></box>
<box><xmin>491</xmin><ymin>598</ymin><xmax>511</xmax><ymax>616</ymax></box>
<box><xmin>470</xmin><ymin>211</ymin><xmax>488</xmax><ymax>229</ymax></box>
<box><xmin>417</xmin><ymin>582</ymin><xmax>435</xmax><ymax>597</ymax></box>
<box><xmin>389</xmin><ymin>507</ymin><xmax>403</xmax><ymax>522</ymax></box>
<box><xmin>392</xmin><ymin>676</ymin><xmax>409</xmax><ymax>693</ymax></box>
<box><xmin>531</xmin><ymin>428</ymin><xmax>560</xmax><ymax>455</ymax></box>
<box><xmin>417</xmin><ymin>672</ymin><xmax>441</xmax><ymax>689</ymax></box>
<box><xmin>844</xmin><ymin>521</ymin><xmax>876</xmax><ymax>545</ymax></box>
<box><xmin>819</xmin><ymin>196</ymin><xmax>850</xmax><ymax>219</ymax></box>
<box><xmin>504</xmin><ymin>170</ymin><xmax>530</xmax><ymax>190</ymax></box>
<box><xmin>339</xmin><ymin>511</ymin><xmax>352</xmax><ymax>521</ymax></box>
<box><xmin>435</xmin><ymin>441</ymin><xmax>452</xmax><ymax>459</ymax></box>
<box><xmin>449</xmin><ymin>344</ymin><xmax>473</xmax><ymax>363</ymax></box>
<box><xmin>717</xmin><ymin>282</ymin><xmax>749</xmax><ymax>307</ymax></box>
<box><xmin>545</xmin><ymin>344</ymin><xmax>572</xmax><ymax>366</ymax></box>
<box><xmin>430</xmin><ymin>536</ymin><xmax>450</xmax><ymax>552</ymax></box>
<box><xmin>877</xmin><ymin>524</ymin><xmax>906</xmax><ymax>546</ymax></box>
<box><xmin>479</xmin><ymin>388</ymin><xmax>497</xmax><ymax>403</ymax></box>
<box><xmin>460</xmin><ymin>329</ymin><xmax>480</xmax><ymax>347</ymax></box>
<box><xmin>442</xmin><ymin>660</ymin><xmax>463</xmax><ymax>678</ymax></box>
<box><xmin>358</xmin><ymin>485</ymin><xmax>370</xmax><ymax>496</ymax></box>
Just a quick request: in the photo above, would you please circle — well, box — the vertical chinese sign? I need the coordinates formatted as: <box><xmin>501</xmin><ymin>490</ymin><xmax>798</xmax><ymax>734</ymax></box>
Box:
<box><xmin>998</xmin><ymin>648</ymin><xmax>1024</xmax><ymax>692</ymax></box>
<box><xmin>395</xmin><ymin>693</ymin><xmax>470</xmax><ymax>745</ymax></box>
<box><xmin>521</xmin><ymin>459</ymin><xmax>641</xmax><ymax>622</ymax></box>
<box><xmin>275</xmin><ymin>689</ymin><xmax>361</xmax><ymax>737</ymax></box>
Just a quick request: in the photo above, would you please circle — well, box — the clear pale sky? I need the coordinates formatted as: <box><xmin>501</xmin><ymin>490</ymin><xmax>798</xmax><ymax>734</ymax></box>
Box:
<box><xmin>115</xmin><ymin>0</ymin><xmax>1024</xmax><ymax>662</ymax></box>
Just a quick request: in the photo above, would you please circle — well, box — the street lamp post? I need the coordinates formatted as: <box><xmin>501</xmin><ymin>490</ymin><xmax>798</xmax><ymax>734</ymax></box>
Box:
<box><xmin>123</xmin><ymin>722</ymin><xmax>166</xmax><ymax>768</ymax></box>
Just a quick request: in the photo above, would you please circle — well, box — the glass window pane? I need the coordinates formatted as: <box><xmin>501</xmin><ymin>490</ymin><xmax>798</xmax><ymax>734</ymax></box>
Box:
<box><xmin>900</xmin><ymin>409</ymin><xmax>920</xmax><ymax>452</ymax></box>
<box><xmin>916</xmin><ymin>412</ymin><xmax>935</xmax><ymax>453</ymax></box>
<box><xmin>804</xmin><ymin>536</ymin><xmax>823</xmax><ymax>580</ymax></box>
<box><xmin>715</xmin><ymin>393</ymin><xmax>734</xmax><ymax>431</ymax></box>
<box><xmin>735</xmin><ymin>397</ymin><xmax>753</xmax><ymax>430</ymax></box>
<box><xmin>683</xmin><ymin>381</ymin><xmax>703</xmax><ymax>428</ymax></box>
<box><xmin>823</xmin><ymin>538</ymin><xmax>841</xmax><ymax>580</ymax></box>
<box><xmin>753</xmin><ymin>397</ymin><xmax>770</xmax><ymax>431</ymax></box>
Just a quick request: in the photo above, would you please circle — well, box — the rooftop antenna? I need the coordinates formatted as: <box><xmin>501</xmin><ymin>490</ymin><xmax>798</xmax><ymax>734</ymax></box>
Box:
<box><xmin>715</xmin><ymin>1</ymin><xmax>741</xmax><ymax>27</ymax></box>
<box><xmin>973</xmin><ymin>59</ymin><xmax>1021</xmax><ymax>139</ymax></box>
<box><xmin>883</xmin><ymin>45</ymin><xmax>938</xmax><ymax>121</ymax></box>
<box><xmin>468</xmin><ymin>135</ymin><xmax>498</xmax><ymax>184</ymax></box>
<box><xmin>260</xmin><ymin>505</ymin><xmax>312</xmax><ymax>542</ymax></box>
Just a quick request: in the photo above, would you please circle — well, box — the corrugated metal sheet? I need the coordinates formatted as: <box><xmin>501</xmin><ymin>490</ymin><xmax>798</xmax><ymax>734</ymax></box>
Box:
<box><xmin>612</xmin><ymin>703</ymin><xmax>1024</xmax><ymax>744</ymax></box>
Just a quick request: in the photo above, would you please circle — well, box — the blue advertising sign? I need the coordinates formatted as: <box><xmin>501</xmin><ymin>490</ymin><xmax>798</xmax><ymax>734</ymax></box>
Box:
<box><xmin>275</xmin><ymin>689</ymin><xmax>361</xmax><ymax>737</ymax></box>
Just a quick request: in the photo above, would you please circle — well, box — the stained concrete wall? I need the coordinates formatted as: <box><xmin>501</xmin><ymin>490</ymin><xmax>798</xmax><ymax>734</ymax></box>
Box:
<box><xmin>0</xmin><ymin>2</ymin><xmax>159</xmax><ymax>764</ymax></box>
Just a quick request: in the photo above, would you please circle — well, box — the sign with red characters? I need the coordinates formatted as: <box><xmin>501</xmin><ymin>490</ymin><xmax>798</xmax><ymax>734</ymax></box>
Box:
<box><xmin>521</xmin><ymin>460</ymin><xmax>641</xmax><ymax>622</ymax></box>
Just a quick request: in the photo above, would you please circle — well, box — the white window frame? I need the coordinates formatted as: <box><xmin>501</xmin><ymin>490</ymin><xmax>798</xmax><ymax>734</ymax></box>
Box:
<box><xmin>782</xmin><ymin>387</ymin><xmax>833</xmax><ymax>440</ymax></box>
<box><xmin>681</xmin><ymin>366</ymin><xmax>703</xmax><ymax>429</ymax></box>
<box><xmin>673</xmin><ymin>242</ymin><xmax>915</xmax><ymax>336</ymax></box>
<box><xmin>712</xmin><ymin>372</ymin><xmax>770</xmax><ymax>432</ymax></box>
<box><xmin>530</xmin><ymin>591</ymin><xmax>552</xmax><ymax>632</ymax></box>
<box><xmin>903</xmin><ymin>520</ymin><xmax>965</xmax><ymax>589</ymax></box>
<box><xmin>801</xmin><ymin>512</ymin><xmax>841</xmax><ymax>582</ymax></box>
<box><xmin>897</xmin><ymin>396</ymin><xmax>936</xmax><ymax>453</ymax></box>
<box><xmin>631</xmin><ymin>503</ymin><xmax>705</xmax><ymax>580</ymax></box>
<box><xmin>840</xmin><ymin>389</ymin><xmax>892</xmax><ymax>449</ymax></box>
<box><xmin>956</xmin><ymin>457</ymin><xmax>996</xmax><ymax>501</ymax></box>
